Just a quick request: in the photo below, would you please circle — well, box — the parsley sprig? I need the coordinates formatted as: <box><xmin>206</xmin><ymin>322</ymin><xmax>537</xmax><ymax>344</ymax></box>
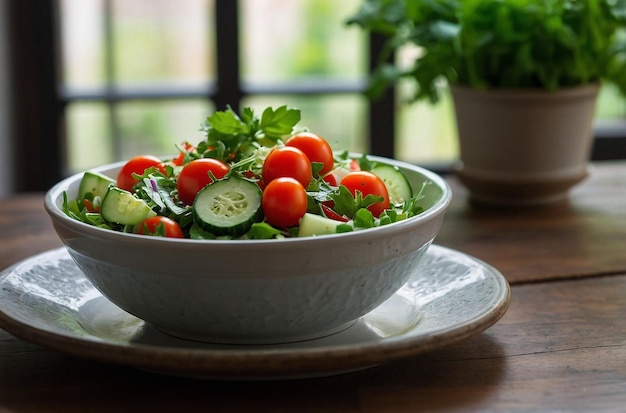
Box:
<box><xmin>199</xmin><ymin>105</ymin><xmax>302</xmax><ymax>162</ymax></box>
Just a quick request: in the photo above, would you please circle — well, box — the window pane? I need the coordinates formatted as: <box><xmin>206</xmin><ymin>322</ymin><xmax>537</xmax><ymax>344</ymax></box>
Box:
<box><xmin>111</xmin><ymin>0</ymin><xmax>213</xmax><ymax>87</ymax></box>
<box><xmin>242</xmin><ymin>95</ymin><xmax>367</xmax><ymax>153</ymax></box>
<box><xmin>397</xmin><ymin>84</ymin><xmax>458</xmax><ymax>165</ymax></box>
<box><xmin>596</xmin><ymin>84</ymin><xmax>626</xmax><ymax>121</ymax></box>
<box><xmin>66</xmin><ymin>103</ymin><xmax>113</xmax><ymax>171</ymax></box>
<box><xmin>241</xmin><ymin>0</ymin><xmax>366</xmax><ymax>83</ymax></box>
<box><xmin>115</xmin><ymin>100</ymin><xmax>213</xmax><ymax>160</ymax></box>
<box><xmin>59</xmin><ymin>0</ymin><xmax>106</xmax><ymax>90</ymax></box>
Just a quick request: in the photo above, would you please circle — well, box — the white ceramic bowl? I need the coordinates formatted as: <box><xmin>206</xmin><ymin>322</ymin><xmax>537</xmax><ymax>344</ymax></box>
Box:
<box><xmin>44</xmin><ymin>156</ymin><xmax>451</xmax><ymax>344</ymax></box>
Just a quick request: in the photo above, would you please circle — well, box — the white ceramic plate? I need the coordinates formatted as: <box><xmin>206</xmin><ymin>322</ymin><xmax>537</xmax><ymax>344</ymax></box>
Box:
<box><xmin>0</xmin><ymin>245</ymin><xmax>510</xmax><ymax>380</ymax></box>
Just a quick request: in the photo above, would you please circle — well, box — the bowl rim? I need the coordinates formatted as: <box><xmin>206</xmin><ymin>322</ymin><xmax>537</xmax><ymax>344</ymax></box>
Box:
<box><xmin>44</xmin><ymin>155</ymin><xmax>452</xmax><ymax>247</ymax></box>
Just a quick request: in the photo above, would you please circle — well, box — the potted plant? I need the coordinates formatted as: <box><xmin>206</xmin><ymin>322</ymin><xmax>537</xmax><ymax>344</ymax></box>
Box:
<box><xmin>348</xmin><ymin>0</ymin><xmax>626</xmax><ymax>205</ymax></box>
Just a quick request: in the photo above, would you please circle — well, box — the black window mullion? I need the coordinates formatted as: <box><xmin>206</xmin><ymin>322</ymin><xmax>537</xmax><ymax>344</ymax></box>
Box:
<box><xmin>214</xmin><ymin>0</ymin><xmax>242</xmax><ymax>111</ymax></box>
<box><xmin>9</xmin><ymin>0</ymin><xmax>63</xmax><ymax>191</ymax></box>
<box><xmin>592</xmin><ymin>124</ymin><xmax>626</xmax><ymax>160</ymax></box>
<box><xmin>368</xmin><ymin>33</ymin><xmax>395</xmax><ymax>158</ymax></box>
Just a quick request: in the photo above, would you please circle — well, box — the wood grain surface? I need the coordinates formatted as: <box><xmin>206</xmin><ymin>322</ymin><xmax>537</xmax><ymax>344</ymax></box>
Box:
<box><xmin>1</xmin><ymin>162</ymin><xmax>625</xmax><ymax>412</ymax></box>
<box><xmin>0</xmin><ymin>193</ymin><xmax>62</xmax><ymax>267</ymax></box>
<box><xmin>1</xmin><ymin>275</ymin><xmax>624</xmax><ymax>412</ymax></box>
<box><xmin>437</xmin><ymin>161</ymin><xmax>626</xmax><ymax>283</ymax></box>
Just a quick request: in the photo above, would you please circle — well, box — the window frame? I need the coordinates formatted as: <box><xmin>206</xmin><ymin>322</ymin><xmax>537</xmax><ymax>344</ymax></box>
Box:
<box><xmin>7</xmin><ymin>0</ymin><xmax>626</xmax><ymax>192</ymax></box>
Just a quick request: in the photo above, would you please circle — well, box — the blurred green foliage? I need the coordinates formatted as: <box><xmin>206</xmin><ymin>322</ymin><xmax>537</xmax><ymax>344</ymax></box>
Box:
<box><xmin>348</xmin><ymin>0</ymin><xmax>626</xmax><ymax>102</ymax></box>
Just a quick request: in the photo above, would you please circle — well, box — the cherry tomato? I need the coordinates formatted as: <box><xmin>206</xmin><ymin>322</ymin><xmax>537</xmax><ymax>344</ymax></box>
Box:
<box><xmin>243</xmin><ymin>170</ymin><xmax>266</xmax><ymax>190</ymax></box>
<box><xmin>322</xmin><ymin>173</ymin><xmax>338</xmax><ymax>187</ymax></box>
<box><xmin>262</xmin><ymin>177</ymin><xmax>308</xmax><ymax>228</ymax></box>
<box><xmin>135</xmin><ymin>216</ymin><xmax>184</xmax><ymax>238</ymax></box>
<box><xmin>116</xmin><ymin>155</ymin><xmax>166</xmax><ymax>191</ymax></box>
<box><xmin>176</xmin><ymin>158</ymin><xmax>230</xmax><ymax>205</ymax></box>
<box><xmin>286</xmin><ymin>132</ymin><xmax>334</xmax><ymax>175</ymax></box>
<box><xmin>340</xmin><ymin>171</ymin><xmax>390</xmax><ymax>218</ymax></box>
<box><xmin>349</xmin><ymin>159</ymin><xmax>361</xmax><ymax>171</ymax></box>
<box><xmin>171</xmin><ymin>142</ymin><xmax>196</xmax><ymax>166</ymax></box>
<box><xmin>262</xmin><ymin>146</ymin><xmax>312</xmax><ymax>188</ymax></box>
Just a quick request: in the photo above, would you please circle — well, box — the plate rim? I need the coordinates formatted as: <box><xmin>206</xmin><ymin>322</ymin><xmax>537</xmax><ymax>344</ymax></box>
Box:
<box><xmin>0</xmin><ymin>245</ymin><xmax>511</xmax><ymax>379</ymax></box>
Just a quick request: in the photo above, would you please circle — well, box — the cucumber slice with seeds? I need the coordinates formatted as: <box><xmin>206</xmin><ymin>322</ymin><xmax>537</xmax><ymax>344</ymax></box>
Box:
<box><xmin>193</xmin><ymin>176</ymin><xmax>263</xmax><ymax>237</ymax></box>
<box><xmin>371</xmin><ymin>164</ymin><xmax>413</xmax><ymax>204</ymax></box>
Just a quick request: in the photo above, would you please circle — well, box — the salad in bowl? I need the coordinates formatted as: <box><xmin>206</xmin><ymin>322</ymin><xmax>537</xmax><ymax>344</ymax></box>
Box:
<box><xmin>45</xmin><ymin>105</ymin><xmax>451</xmax><ymax>344</ymax></box>
<box><xmin>63</xmin><ymin>105</ymin><xmax>430</xmax><ymax>240</ymax></box>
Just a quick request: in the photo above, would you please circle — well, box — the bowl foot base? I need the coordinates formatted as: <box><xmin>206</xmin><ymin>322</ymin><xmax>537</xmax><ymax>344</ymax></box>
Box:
<box><xmin>153</xmin><ymin>320</ymin><xmax>357</xmax><ymax>345</ymax></box>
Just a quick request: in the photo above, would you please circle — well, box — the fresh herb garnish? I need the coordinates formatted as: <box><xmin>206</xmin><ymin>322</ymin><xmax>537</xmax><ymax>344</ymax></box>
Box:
<box><xmin>199</xmin><ymin>105</ymin><xmax>301</xmax><ymax>162</ymax></box>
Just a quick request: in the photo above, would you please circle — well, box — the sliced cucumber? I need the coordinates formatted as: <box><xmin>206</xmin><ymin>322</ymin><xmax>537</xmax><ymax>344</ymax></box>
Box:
<box><xmin>78</xmin><ymin>171</ymin><xmax>115</xmax><ymax>200</ymax></box>
<box><xmin>297</xmin><ymin>213</ymin><xmax>341</xmax><ymax>237</ymax></box>
<box><xmin>192</xmin><ymin>176</ymin><xmax>263</xmax><ymax>237</ymax></box>
<box><xmin>371</xmin><ymin>164</ymin><xmax>413</xmax><ymax>204</ymax></box>
<box><xmin>101</xmin><ymin>187</ymin><xmax>156</xmax><ymax>225</ymax></box>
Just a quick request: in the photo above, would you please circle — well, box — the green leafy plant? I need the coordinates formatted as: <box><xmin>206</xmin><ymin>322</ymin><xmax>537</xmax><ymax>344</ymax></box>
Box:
<box><xmin>347</xmin><ymin>0</ymin><xmax>626</xmax><ymax>103</ymax></box>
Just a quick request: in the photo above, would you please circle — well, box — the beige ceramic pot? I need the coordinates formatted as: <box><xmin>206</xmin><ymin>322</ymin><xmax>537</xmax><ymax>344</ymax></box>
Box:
<box><xmin>451</xmin><ymin>84</ymin><xmax>600</xmax><ymax>206</ymax></box>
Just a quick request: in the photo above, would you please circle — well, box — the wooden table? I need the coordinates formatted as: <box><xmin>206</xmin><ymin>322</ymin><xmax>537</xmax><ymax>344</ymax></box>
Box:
<box><xmin>1</xmin><ymin>162</ymin><xmax>625</xmax><ymax>412</ymax></box>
